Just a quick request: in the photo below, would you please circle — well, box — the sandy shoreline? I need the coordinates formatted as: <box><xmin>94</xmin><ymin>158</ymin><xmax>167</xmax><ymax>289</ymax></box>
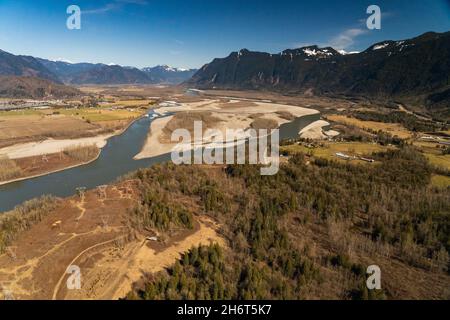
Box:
<box><xmin>299</xmin><ymin>120</ymin><xmax>340</xmax><ymax>139</ymax></box>
<box><xmin>0</xmin><ymin>116</ymin><xmax>144</xmax><ymax>186</ymax></box>
<box><xmin>0</xmin><ymin>135</ymin><xmax>112</xmax><ymax>159</ymax></box>
<box><xmin>0</xmin><ymin>150</ymin><xmax>101</xmax><ymax>186</ymax></box>
<box><xmin>0</xmin><ymin>112</ymin><xmax>145</xmax><ymax>160</ymax></box>
<box><xmin>135</xmin><ymin>99</ymin><xmax>319</xmax><ymax>159</ymax></box>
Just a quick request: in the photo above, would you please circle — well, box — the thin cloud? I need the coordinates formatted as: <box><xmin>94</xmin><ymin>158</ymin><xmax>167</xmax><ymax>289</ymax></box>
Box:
<box><xmin>328</xmin><ymin>28</ymin><xmax>368</xmax><ymax>50</ymax></box>
<box><xmin>83</xmin><ymin>3</ymin><xmax>118</xmax><ymax>14</ymax></box>
<box><xmin>83</xmin><ymin>0</ymin><xmax>149</xmax><ymax>15</ymax></box>
<box><xmin>358</xmin><ymin>11</ymin><xmax>394</xmax><ymax>24</ymax></box>
<box><xmin>292</xmin><ymin>10</ymin><xmax>395</xmax><ymax>51</ymax></box>
<box><xmin>290</xmin><ymin>28</ymin><xmax>367</xmax><ymax>51</ymax></box>
<box><xmin>52</xmin><ymin>58</ymin><xmax>74</xmax><ymax>63</ymax></box>
<box><xmin>329</xmin><ymin>11</ymin><xmax>395</xmax><ymax>50</ymax></box>
<box><xmin>291</xmin><ymin>42</ymin><xmax>314</xmax><ymax>49</ymax></box>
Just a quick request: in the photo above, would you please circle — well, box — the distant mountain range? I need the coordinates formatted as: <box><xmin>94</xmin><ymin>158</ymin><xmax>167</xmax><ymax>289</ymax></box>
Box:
<box><xmin>0</xmin><ymin>76</ymin><xmax>81</xmax><ymax>99</ymax></box>
<box><xmin>188</xmin><ymin>31</ymin><xmax>450</xmax><ymax>118</ymax></box>
<box><xmin>1</xmin><ymin>31</ymin><xmax>448</xmax><ymax>118</ymax></box>
<box><xmin>0</xmin><ymin>50</ymin><xmax>197</xmax><ymax>85</ymax></box>
<box><xmin>38</xmin><ymin>59</ymin><xmax>197</xmax><ymax>85</ymax></box>
<box><xmin>142</xmin><ymin>65</ymin><xmax>198</xmax><ymax>84</ymax></box>
<box><xmin>0</xmin><ymin>50</ymin><xmax>61</xmax><ymax>83</ymax></box>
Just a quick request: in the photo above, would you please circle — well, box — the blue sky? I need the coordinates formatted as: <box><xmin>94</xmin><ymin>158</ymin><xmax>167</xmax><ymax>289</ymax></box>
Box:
<box><xmin>0</xmin><ymin>0</ymin><xmax>449</xmax><ymax>68</ymax></box>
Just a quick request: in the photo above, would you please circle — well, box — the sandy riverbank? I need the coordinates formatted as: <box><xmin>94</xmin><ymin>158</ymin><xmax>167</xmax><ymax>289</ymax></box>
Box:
<box><xmin>0</xmin><ymin>150</ymin><xmax>101</xmax><ymax>186</ymax></box>
<box><xmin>0</xmin><ymin>109</ymin><xmax>146</xmax><ymax>160</ymax></box>
<box><xmin>0</xmin><ymin>115</ymin><xmax>145</xmax><ymax>185</ymax></box>
<box><xmin>0</xmin><ymin>135</ymin><xmax>112</xmax><ymax>159</ymax></box>
<box><xmin>135</xmin><ymin>99</ymin><xmax>319</xmax><ymax>159</ymax></box>
<box><xmin>299</xmin><ymin>120</ymin><xmax>340</xmax><ymax>139</ymax></box>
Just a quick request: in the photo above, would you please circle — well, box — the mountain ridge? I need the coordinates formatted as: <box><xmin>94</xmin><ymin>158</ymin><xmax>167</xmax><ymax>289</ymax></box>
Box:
<box><xmin>187</xmin><ymin>31</ymin><xmax>450</xmax><ymax>118</ymax></box>
<box><xmin>0</xmin><ymin>75</ymin><xmax>81</xmax><ymax>99</ymax></box>
<box><xmin>0</xmin><ymin>51</ymin><xmax>197</xmax><ymax>85</ymax></box>
<box><xmin>0</xmin><ymin>50</ymin><xmax>61</xmax><ymax>83</ymax></box>
<box><xmin>141</xmin><ymin>65</ymin><xmax>197</xmax><ymax>84</ymax></box>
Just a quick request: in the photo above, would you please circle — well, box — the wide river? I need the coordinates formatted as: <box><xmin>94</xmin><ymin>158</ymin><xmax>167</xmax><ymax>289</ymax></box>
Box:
<box><xmin>0</xmin><ymin>109</ymin><xmax>320</xmax><ymax>212</ymax></box>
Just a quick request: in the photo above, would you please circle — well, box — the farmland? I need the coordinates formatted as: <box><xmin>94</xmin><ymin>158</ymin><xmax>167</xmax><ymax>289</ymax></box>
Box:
<box><xmin>281</xmin><ymin>142</ymin><xmax>391</xmax><ymax>164</ymax></box>
<box><xmin>0</xmin><ymin>95</ymin><xmax>153</xmax><ymax>183</ymax></box>
<box><xmin>327</xmin><ymin>114</ymin><xmax>412</xmax><ymax>139</ymax></box>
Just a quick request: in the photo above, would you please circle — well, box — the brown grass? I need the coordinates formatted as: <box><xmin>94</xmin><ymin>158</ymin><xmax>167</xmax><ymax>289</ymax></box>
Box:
<box><xmin>162</xmin><ymin>111</ymin><xmax>222</xmax><ymax>142</ymax></box>
<box><xmin>0</xmin><ymin>156</ymin><xmax>22</xmax><ymax>181</ymax></box>
<box><xmin>63</xmin><ymin>144</ymin><xmax>99</xmax><ymax>162</ymax></box>
<box><xmin>217</xmin><ymin>101</ymin><xmax>258</xmax><ymax>109</ymax></box>
<box><xmin>0</xmin><ymin>196</ymin><xmax>57</xmax><ymax>253</ymax></box>
<box><xmin>431</xmin><ymin>175</ymin><xmax>450</xmax><ymax>188</ymax></box>
<box><xmin>327</xmin><ymin>114</ymin><xmax>412</xmax><ymax>139</ymax></box>
<box><xmin>250</xmin><ymin>117</ymin><xmax>279</xmax><ymax>130</ymax></box>
<box><xmin>0</xmin><ymin>114</ymin><xmax>98</xmax><ymax>142</ymax></box>
<box><xmin>276</xmin><ymin>110</ymin><xmax>295</xmax><ymax>121</ymax></box>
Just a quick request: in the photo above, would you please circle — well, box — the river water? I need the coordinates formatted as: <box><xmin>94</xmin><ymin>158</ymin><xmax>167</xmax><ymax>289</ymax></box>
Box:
<box><xmin>0</xmin><ymin>109</ymin><xmax>320</xmax><ymax>213</ymax></box>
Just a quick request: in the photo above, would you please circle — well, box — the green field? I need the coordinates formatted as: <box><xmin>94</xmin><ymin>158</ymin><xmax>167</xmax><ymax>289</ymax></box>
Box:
<box><xmin>55</xmin><ymin>108</ymin><xmax>143</xmax><ymax>122</ymax></box>
<box><xmin>0</xmin><ymin>109</ymin><xmax>43</xmax><ymax>117</ymax></box>
<box><xmin>431</xmin><ymin>175</ymin><xmax>450</xmax><ymax>188</ymax></box>
<box><xmin>281</xmin><ymin>142</ymin><xmax>390</xmax><ymax>163</ymax></box>
<box><xmin>425</xmin><ymin>153</ymin><xmax>450</xmax><ymax>171</ymax></box>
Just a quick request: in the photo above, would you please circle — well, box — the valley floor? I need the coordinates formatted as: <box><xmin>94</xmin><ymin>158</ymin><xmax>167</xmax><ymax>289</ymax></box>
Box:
<box><xmin>0</xmin><ymin>87</ymin><xmax>449</xmax><ymax>300</ymax></box>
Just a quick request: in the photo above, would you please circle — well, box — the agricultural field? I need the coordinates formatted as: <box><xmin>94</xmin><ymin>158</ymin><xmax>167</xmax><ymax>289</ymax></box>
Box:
<box><xmin>424</xmin><ymin>153</ymin><xmax>450</xmax><ymax>171</ymax></box>
<box><xmin>326</xmin><ymin>113</ymin><xmax>450</xmax><ymax>175</ymax></box>
<box><xmin>0</xmin><ymin>109</ymin><xmax>43</xmax><ymax>117</ymax></box>
<box><xmin>281</xmin><ymin>141</ymin><xmax>391</xmax><ymax>164</ymax></box>
<box><xmin>49</xmin><ymin>107</ymin><xmax>144</xmax><ymax>123</ymax></box>
<box><xmin>0</xmin><ymin>103</ymin><xmax>148</xmax><ymax>148</ymax></box>
<box><xmin>0</xmin><ymin>111</ymin><xmax>99</xmax><ymax>148</ymax></box>
<box><xmin>327</xmin><ymin>114</ymin><xmax>412</xmax><ymax>139</ymax></box>
<box><xmin>98</xmin><ymin>99</ymin><xmax>154</xmax><ymax>108</ymax></box>
<box><xmin>413</xmin><ymin>141</ymin><xmax>450</xmax><ymax>171</ymax></box>
<box><xmin>431</xmin><ymin>175</ymin><xmax>450</xmax><ymax>188</ymax></box>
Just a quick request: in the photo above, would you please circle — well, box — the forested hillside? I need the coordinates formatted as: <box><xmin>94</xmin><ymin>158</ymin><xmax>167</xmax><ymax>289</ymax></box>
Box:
<box><xmin>126</xmin><ymin>146</ymin><xmax>450</xmax><ymax>300</ymax></box>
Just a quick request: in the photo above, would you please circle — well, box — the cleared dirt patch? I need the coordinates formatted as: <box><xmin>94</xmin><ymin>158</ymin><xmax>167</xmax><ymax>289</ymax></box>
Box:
<box><xmin>0</xmin><ymin>180</ymin><xmax>139</xmax><ymax>299</ymax></box>
<box><xmin>61</xmin><ymin>216</ymin><xmax>224</xmax><ymax>300</ymax></box>
<box><xmin>0</xmin><ymin>178</ymin><xmax>224</xmax><ymax>300</ymax></box>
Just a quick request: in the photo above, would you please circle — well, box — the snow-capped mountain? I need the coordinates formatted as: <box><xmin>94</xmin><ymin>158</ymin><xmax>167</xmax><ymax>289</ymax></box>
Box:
<box><xmin>141</xmin><ymin>65</ymin><xmax>197</xmax><ymax>84</ymax></box>
<box><xmin>142</xmin><ymin>65</ymin><xmax>193</xmax><ymax>73</ymax></box>
<box><xmin>280</xmin><ymin>45</ymin><xmax>341</xmax><ymax>61</ymax></box>
<box><xmin>1</xmin><ymin>52</ymin><xmax>198</xmax><ymax>85</ymax></box>
<box><xmin>337</xmin><ymin>49</ymin><xmax>360</xmax><ymax>55</ymax></box>
<box><xmin>188</xmin><ymin>31</ymin><xmax>450</xmax><ymax>119</ymax></box>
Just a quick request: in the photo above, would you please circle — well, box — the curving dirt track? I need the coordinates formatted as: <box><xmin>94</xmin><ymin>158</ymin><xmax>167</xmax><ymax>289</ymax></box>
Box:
<box><xmin>0</xmin><ymin>180</ymin><xmax>224</xmax><ymax>300</ymax></box>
